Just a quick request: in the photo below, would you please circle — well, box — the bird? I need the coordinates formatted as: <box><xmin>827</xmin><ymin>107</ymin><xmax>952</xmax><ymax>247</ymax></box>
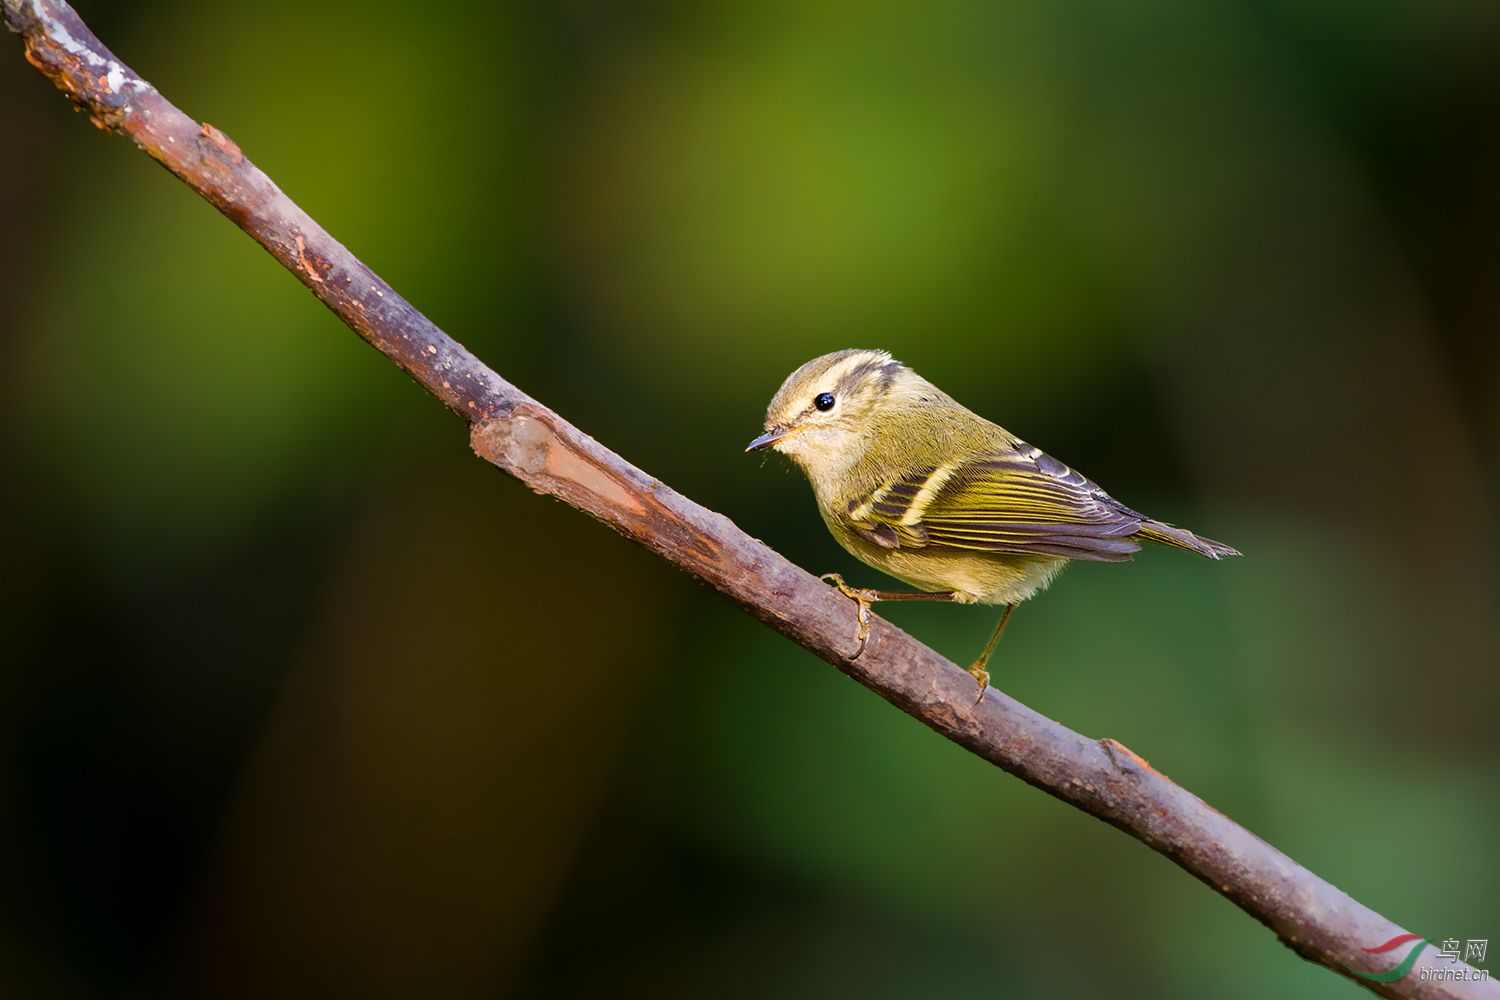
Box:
<box><xmin>746</xmin><ymin>348</ymin><xmax>1239</xmax><ymax>700</ymax></box>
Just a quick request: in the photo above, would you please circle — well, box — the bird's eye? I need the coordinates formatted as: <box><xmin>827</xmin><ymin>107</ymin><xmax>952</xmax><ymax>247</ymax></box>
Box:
<box><xmin>814</xmin><ymin>392</ymin><xmax>836</xmax><ymax>411</ymax></box>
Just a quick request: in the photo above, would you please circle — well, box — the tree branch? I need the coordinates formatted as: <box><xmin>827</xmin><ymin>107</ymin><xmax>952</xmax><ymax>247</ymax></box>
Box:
<box><xmin>6</xmin><ymin>3</ymin><xmax>1491</xmax><ymax>997</ymax></box>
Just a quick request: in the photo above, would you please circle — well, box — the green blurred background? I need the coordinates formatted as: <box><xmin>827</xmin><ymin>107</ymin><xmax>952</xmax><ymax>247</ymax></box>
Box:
<box><xmin>2</xmin><ymin>2</ymin><xmax>1496</xmax><ymax>997</ymax></box>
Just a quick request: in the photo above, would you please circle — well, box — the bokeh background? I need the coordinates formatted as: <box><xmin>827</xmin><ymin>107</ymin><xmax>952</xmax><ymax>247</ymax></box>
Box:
<box><xmin>2</xmin><ymin>2</ymin><xmax>1497</xmax><ymax>997</ymax></box>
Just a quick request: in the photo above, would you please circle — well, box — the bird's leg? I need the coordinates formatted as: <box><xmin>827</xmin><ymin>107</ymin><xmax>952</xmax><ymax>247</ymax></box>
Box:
<box><xmin>968</xmin><ymin>604</ymin><xmax>1015</xmax><ymax>704</ymax></box>
<box><xmin>818</xmin><ymin>573</ymin><xmax>876</xmax><ymax>655</ymax></box>
<box><xmin>818</xmin><ymin>573</ymin><xmax>962</xmax><ymax>659</ymax></box>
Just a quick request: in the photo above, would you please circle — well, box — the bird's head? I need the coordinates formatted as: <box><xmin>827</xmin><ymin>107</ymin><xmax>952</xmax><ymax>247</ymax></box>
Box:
<box><xmin>747</xmin><ymin>349</ymin><xmax>916</xmax><ymax>471</ymax></box>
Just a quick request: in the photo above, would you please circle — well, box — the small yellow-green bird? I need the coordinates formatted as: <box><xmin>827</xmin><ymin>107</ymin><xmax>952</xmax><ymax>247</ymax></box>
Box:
<box><xmin>747</xmin><ymin>349</ymin><xmax>1238</xmax><ymax>699</ymax></box>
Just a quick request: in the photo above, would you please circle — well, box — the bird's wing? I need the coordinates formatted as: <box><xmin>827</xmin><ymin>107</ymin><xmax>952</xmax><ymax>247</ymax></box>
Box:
<box><xmin>841</xmin><ymin>442</ymin><xmax>1149</xmax><ymax>563</ymax></box>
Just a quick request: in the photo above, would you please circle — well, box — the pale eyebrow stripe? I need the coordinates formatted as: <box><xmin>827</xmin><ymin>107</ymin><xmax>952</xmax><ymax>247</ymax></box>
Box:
<box><xmin>818</xmin><ymin>350</ymin><xmax>891</xmax><ymax>394</ymax></box>
<box><xmin>837</xmin><ymin>357</ymin><xmax>901</xmax><ymax>397</ymax></box>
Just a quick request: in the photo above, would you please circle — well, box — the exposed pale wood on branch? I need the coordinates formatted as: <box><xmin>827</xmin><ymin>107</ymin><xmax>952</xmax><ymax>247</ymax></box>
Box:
<box><xmin>6</xmin><ymin>3</ymin><xmax>1491</xmax><ymax>996</ymax></box>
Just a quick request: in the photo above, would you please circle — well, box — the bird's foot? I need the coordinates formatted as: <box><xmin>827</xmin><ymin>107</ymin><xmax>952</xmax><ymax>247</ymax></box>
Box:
<box><xmin>966</xmin><ymin>663</ymin><xmax>990</xmax><ymax>705</ymax></box>
<box><xmin>819</xmin><ymin>572</ymin><xmax>875</xmax><ymax>659</ymax></box>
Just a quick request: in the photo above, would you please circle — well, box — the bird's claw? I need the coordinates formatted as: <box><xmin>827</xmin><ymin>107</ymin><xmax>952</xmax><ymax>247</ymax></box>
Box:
<box><xmin>820</xmin><ymin>572</ymin><xmax>874</xmax><ymax>659</ymax></box>
<box><xmin>967</xmin><ymin>664</ymin><xmax>990</xmax><ymax>705</ymax></box>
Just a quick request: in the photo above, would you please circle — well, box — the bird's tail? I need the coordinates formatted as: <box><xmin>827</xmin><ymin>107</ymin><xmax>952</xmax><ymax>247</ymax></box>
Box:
<box><xmin>1137</xmin><ymin>520</ymin><xmax>1241</xmax><ymax>560</ymax></box>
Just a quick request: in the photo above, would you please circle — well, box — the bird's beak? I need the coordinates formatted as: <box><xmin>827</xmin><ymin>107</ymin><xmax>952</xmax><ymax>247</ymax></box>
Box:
<box><xmin>745</xmin><ymin>426</ymin><xmax>790</xmax><ymax>452</ymax></box>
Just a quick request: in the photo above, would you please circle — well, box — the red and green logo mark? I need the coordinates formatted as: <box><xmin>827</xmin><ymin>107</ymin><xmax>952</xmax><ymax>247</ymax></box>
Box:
<box><xmin>1347</xmin><ymin>934</ymin><xmax>1429</xmax><ymax>983</ymax></box>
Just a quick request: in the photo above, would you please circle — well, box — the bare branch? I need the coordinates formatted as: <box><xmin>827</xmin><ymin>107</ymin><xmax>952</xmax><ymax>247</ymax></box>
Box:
<box><xmin>5</xmin><ymin>3</ymin><xmax>1491</xmax><ymax>997</ymax></box>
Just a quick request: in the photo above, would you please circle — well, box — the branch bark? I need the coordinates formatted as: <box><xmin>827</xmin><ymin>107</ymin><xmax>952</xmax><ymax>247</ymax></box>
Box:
<box><xmin>6</xmin><ymin>3</ymin><xmax>1491</xmax><ymax>997</ymax></box>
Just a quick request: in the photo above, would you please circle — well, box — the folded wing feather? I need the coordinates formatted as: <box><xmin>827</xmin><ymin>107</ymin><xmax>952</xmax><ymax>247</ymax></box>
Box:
<box><xmin>842</xmin><ymin>444</ymin><xmax>1153</xmax><ymax>563</ymax></box>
